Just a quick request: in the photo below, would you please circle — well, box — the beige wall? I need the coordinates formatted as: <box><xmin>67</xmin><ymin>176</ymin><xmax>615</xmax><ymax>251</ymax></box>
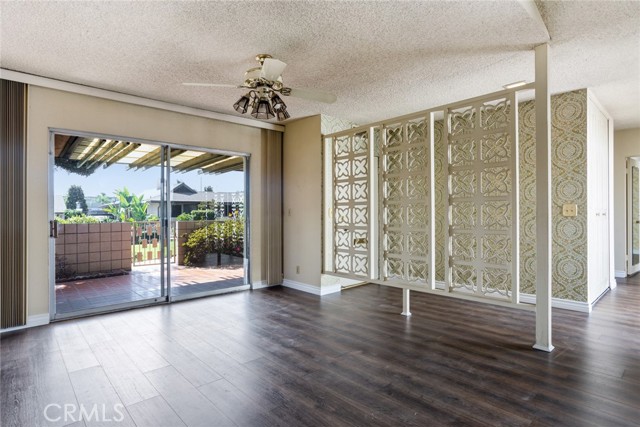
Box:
<box><xmin>27</xmin><ymin>86</ymin><xmax>270</xmax><ymax>317</ymax></box>
<box><xmin>613</xmin><ymin>128</ymin><xmax>640</xmax><ymax>274</ymax></box>
<box><xmin>282</xmin><ymin>115</ymin><xmax>322</xmax><ymax>288</ymax></box>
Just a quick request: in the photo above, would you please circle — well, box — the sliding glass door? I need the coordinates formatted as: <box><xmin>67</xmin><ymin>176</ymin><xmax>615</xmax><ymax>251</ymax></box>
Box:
<box><xmin>50</xmin><ymin>131</ymin><xmax>248</xmax><ymax>319</ymax></box>
<box><xmin>51</xmin><ymin>135</ymin><xmax>168</xmax><ymax>317</ymax></box>
<box><xmin>167</xmin><ymin>148</ymin><xmax>247</xmax><ymax>300</ymax></box>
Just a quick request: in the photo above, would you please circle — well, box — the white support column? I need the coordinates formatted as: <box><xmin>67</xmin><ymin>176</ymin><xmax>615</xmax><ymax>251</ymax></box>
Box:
<box><xmin>534</xmin><ymin>43</ymin><xmax>554</xmax><ymax>352</ymax></box>
<box><xmin>401</xmin><ymin>288</ymin><xmax>411</xmax><ymax>316</ymax></box>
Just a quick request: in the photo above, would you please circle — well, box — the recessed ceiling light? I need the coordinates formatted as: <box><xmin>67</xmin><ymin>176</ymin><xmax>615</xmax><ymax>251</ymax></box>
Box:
<box><xmin>503</xmin><ymin>81</ymin><xmax>527</xmax><ymax>89</ymax></box>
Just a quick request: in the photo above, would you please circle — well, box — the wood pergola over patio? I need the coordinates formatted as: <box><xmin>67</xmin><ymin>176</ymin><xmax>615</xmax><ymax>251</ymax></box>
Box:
<box><xmin>54</xmin><ymin>134</ymin><xmax>243</xmax><ymax>174</ymax></box>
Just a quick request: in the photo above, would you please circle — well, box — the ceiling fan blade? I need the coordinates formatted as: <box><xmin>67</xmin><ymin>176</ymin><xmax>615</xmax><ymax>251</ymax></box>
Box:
<box><xmin>288</xmin><ymin>87</ymin><xmax>337</xmax><ymax>104</ymax></box>
<box><xmin>182</xmin><ymin>83</ymin><xmax>239</xmax><ymax>88</ymax></box>
<box><xmin>261</xmin><ymin>58</ymin><xmax>287</xmax><ymax>81</ymax></box>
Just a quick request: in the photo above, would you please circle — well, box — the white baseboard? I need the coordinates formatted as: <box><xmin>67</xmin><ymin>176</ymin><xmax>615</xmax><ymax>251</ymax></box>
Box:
<box><xmin>282</xmin><ymin>279</ymin><xmax>341</xmax><ymax>296</ymax></box>
<box><xmin>615</xmin><ymin>270</ymin><xmax>627</xmax><ymax>278</ymax></box>
<box><xmin>29</xmin><ymin>313</ymin><xmax>51</xmax><ymax>326</ymax></box>
<box><xmin>518</xmin><ymin>294</ymin><xmax>592</xmax><ymax>313</ymax></box>
<box><xmin>0</xmin><ymin>313</ymin><xmax>50</xmax><ymax>334</ymax></box>
<box><xmin>321</xmin><ymin>283</ymin><xmax>342</xmax><ymax>295</ymax></box>
<box><xmin>252</xmin><ymin>280</ymin><xmax>275</xmax><ymax>290</ymax></box>
<box><xmin>610</xmin><ymin>279</ymin><xmax>618</xmax><ymax>290</ymax></box>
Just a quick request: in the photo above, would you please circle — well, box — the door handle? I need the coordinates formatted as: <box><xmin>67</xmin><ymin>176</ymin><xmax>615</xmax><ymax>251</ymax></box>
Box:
<box><xmin>49</xmin><ymin>220</ymin><xmax>58</xmax><ymax>238</ymax></box>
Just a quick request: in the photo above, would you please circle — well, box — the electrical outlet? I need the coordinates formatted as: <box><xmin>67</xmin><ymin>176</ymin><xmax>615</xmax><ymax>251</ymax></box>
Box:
<box><xmin>562</xmin><ymin>204</ymin><xmax>578</xmax><ymax>217</ymax></box>
<box><xmin>296</xmin><ymin>265</ymin><xmax>300</xmax><ymax>274</ymax></box>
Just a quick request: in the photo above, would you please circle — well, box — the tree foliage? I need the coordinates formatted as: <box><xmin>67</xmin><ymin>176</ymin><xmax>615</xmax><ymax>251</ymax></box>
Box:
<box><xmin>55</xmin><ymin>157</ymin><xmax>100</xmax><ymax>177</ymax></box>
<box><xmin>65</xmin><ymin>185</ymin><xmax>88</xmax><ymax>214</ymax></box>
<box><xmin>105</xmin><ymin>187</ymin><xmax>149</xmax><ymax>222</ymax></box>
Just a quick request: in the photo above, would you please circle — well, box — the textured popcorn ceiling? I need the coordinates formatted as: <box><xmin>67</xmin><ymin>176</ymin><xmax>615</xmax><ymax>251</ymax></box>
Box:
<box><xmin>1</xmin><ymin>1</ymin><xmax>638</xmax><ymax>128</ymax></box>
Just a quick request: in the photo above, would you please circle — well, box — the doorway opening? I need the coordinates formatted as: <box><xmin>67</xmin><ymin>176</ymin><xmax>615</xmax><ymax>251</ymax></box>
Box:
<box><xmin>50</xmin><ymin>131</ymin><xmax>249</xmax><ymax>319</ymax></box>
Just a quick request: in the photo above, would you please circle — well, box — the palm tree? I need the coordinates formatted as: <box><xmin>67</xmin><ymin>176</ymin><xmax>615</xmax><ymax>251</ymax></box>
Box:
<box><xmin>105</xmin><ymin>187</ymin><xmax>148</xmax><ymax>222</ymax></box>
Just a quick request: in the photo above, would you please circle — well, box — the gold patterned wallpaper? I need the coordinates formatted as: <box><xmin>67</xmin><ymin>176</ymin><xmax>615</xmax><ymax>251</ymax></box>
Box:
<box><xmin>434</xmin><ymin>89</ymin><xmax>589</xmax><ymax>301</ymax></box>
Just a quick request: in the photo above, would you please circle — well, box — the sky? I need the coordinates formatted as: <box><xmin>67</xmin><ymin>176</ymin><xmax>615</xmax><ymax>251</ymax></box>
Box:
<box><xmin>54</xmin><ymin>164</ymin><xmax>244</xmax><ymax>198</ymax></box>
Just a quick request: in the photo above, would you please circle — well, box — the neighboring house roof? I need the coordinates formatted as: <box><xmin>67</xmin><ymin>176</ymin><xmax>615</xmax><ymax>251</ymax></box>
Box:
<box><xmin>141</xmin><ymin>182</ymin><xmax>243</xmax><ymax>204</ymax></box>
<box><xmin>145</xmin><ymin>190</ymin><xmax>244</xmax><ymax>204</ymax></box>
<box><xmin>173</xmin><ymin>182</ymin><xmax>197</xmax><ymax>195</ymax></box>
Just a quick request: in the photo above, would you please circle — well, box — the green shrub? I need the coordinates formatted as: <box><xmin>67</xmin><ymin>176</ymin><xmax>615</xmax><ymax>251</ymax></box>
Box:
<box><xmin>58</xmin><ymin>215</ymin><xmax>101</xmax><ymax>224</ymax></box>
<box><xmin>190</xmin><ymin>209</ymin><xmax>217</xmax><ymax>220</ymax></box>
<box><xmin>182</xmin><ymin>218</ymin><xmax>244</xmax><ymax>266</ymax></box>
<box><xmin>176</xmin><ymin>212</ymin><xmax>194</xmax><ymax>221</ymax></box>
<box><xmin>63</xmin><ymin>209</ymin><xmax>84</xmax><ymax>219</ymax></box>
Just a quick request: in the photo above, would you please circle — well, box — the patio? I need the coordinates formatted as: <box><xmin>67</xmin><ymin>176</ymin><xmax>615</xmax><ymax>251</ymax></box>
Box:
<box><xmin>55</xmin><ymin>256</ymin><xmax>244</xmax><ymax>314</ymax></box>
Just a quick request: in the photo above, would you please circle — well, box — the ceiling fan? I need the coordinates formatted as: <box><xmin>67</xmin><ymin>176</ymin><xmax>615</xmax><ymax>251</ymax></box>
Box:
<box><xmin>183</xmin><ymin>54</ymin><xmax>337</xmax><ymax>121</ymax></box>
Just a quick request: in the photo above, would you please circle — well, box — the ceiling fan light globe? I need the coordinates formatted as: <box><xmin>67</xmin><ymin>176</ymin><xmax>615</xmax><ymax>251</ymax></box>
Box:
<box><xmin>251</xmin><ymin>99</ymin><xmax>275</xmax><ymax>120</ymax></box>
<box><xmin>271</xmin><ymin>94</ymin><xmax>286</xmax><ymax>111</ymax></box>
<box><xmin>233</xmin><ymin>95</ymin><xmax>251</xmax><ymax>114</ymax></box>
<box><xmin>276</xmin><ymin>109</ymin><xmax>290</xmax><ymax>121</ymax></box>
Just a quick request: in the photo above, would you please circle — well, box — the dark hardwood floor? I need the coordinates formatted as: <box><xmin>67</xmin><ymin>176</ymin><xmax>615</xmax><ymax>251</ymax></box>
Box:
<box><xmin>2</xmin><ymin>278</ymin><xmax>639</xmax><ymax>426</ymax></box>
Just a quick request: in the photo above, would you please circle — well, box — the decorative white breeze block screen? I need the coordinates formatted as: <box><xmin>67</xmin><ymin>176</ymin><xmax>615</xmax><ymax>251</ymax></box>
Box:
<box><xmin>381</xmin><ymin>118</ymin><xmax>433</xmax><ymax>285</ymax></box>
<box><xmin>332</xmin><ymin>131</ymin><xmax>371</xmax><ymax>278</ymax></box>
<box><xmin>446</xmin><ymin>94</ymin><xmax>519</xmax><ymax>301</ymax></box>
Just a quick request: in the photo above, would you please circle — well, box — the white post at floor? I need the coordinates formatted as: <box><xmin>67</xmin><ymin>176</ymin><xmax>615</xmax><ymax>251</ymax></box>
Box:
<box><xmin>401</xmin><ymin>288</ymin><xmax>411</xmax><ymax>316</ymax></box>
<box><xmin>534</xmin><ymin>43</ymin><xmax>554</xmax><ymax>352</ymax></box>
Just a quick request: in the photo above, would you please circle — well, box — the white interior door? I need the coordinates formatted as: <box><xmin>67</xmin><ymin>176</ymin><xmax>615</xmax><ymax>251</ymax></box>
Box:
<box><xmin>587</xmin><ymin>99</ymin><xmax>610</xmax><ymax>300</ymax></box>
<box><xmin>628</xmin><ymin>158</ymin><xmax>640</xmax><ymax>275</ymax></box>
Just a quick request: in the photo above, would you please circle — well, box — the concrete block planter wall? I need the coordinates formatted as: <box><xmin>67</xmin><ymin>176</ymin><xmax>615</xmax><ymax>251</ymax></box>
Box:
<box><xmin>55</xmin><ymin>222</ymin><xmax>132</xmax><ymax>277</ymax></box>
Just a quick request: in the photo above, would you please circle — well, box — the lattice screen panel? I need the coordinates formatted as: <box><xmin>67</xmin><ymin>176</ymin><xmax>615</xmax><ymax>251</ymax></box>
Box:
<box><xmin>446</xmin><ymin>95</ymin><xmax>519</xmax><ymax>301</ymax></box>
<box><xmin>381</xmin><ymin>118</ymin><xmax>432</xmax><ymax>285</ymax></box>
<box><xmin>332</xmin><ymin>131</ymin><xmax>370</xmax><ymax>278</ymax></box>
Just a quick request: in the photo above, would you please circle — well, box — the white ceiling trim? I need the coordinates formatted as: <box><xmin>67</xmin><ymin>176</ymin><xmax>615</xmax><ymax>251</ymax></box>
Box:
<box><xmin>0</xmin><ymin>68</ymin><xmax>285</xmax><ymax>132</ymax></box>
<box><xmin>517</xmin><ymin>0</ymin><xmax>550</xmax><ymax>41</ymax></box>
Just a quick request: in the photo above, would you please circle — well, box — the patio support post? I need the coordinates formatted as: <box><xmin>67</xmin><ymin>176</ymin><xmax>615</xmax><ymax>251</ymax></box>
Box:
<box><xmin>401</xmin><ymin>288</ymin><xmax>411</xmax><ymax>316</ymax></box>
<box><xmin>534</xmin><ymin>43</ymin><xmax>554</xmax><ymax>352</ymax></box>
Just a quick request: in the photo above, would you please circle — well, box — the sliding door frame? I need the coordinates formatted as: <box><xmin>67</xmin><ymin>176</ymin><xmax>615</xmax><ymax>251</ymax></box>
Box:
<box><xmin>48</xmin><ymin>128</ymin><xmax>251</xmax><ymax>319</ymax></box>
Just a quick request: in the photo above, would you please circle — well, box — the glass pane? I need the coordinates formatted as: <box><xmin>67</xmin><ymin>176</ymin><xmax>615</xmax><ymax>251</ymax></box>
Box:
<box><xmin>169</xmin><ymin>150</ymin><xmax>246</xmax><ymax>297</ymax></box>
<box><xmin>53</xmin><ymin>134</ymin><xmax>165</xmax><ymax>315</ymax></box>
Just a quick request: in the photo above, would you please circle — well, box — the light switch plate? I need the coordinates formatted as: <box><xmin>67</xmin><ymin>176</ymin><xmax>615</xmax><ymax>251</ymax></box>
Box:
<box><xmin>562</xmin><ymin>204</ymin><xmax>578</xmax><ymax>217</ymax></box>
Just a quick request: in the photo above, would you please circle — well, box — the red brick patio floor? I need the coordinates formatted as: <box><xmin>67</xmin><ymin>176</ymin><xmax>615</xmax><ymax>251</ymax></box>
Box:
<box><xmin>55</xmin><ymin>261</ymin><xmax>244</xmax><ymax>315</ymax></box>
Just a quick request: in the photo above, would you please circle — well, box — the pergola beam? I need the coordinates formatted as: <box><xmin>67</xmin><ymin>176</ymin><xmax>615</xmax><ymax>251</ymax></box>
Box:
<box><xmin>200</xmin><ymin>157</ymin><xmax>244</xmax><ymax>174</ymax></box>
<box><xmin>76</xmin><ymin>139</ymin><xmax>105</xmax><ymax>166</ymax></box>
<box><xmin>78</xmin><ymin>139</ymin><xmax>115</xmax><ymax>167</ymax></box>
<box><xmin>103</xmin><ymin>142</ymin><xmax>140</xmax><ymax>167</ymax></box>
<box><xmin>129</xmin><ymin>147</ymin><xmax>185</xmax><ymax>170</ymax></box>
<box><xmin>84</xmin><ymin>140</ymin><xmax>123</xmax><ymax>169</ymax></box>
<box><xmin>58</xmin><ymin>136</ymin><xmax>83</xmax><ymax>159</ymax></box>
<box><xmin>172</xmin><ymin>152</ymin><xmax>226</xmax><ymax>172</ymax></box>
<box><xmin>128</xmin><ymin>147</ymin><xmax>162</xmax><ymax>170</ymax></box>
